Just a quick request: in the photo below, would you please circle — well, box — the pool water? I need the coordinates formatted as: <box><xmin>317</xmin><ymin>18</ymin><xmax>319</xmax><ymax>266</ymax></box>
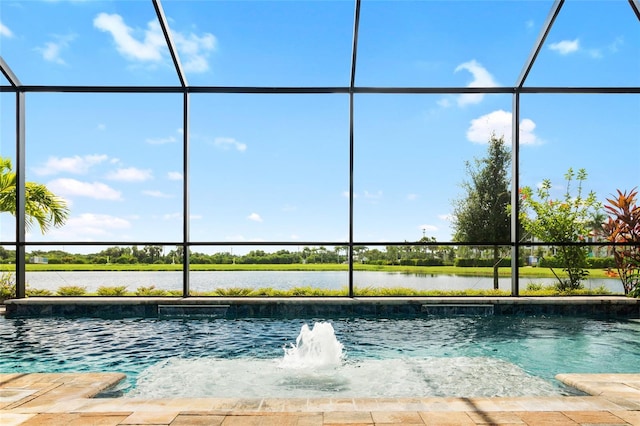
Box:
<box><xmin>1</xmin><ymin>316</ymin><xmax>638</xmax><ymax>398</ymax></box>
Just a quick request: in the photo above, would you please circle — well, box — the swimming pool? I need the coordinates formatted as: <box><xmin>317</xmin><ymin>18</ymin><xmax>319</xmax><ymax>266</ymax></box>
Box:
<box><xmin>0</xmin><ymin>316</ymin><xmax>638</xmax><ymax>398</ymax></box>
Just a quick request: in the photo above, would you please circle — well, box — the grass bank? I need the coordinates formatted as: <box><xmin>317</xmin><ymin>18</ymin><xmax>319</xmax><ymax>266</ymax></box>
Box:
<box><xmin>0</xmin><ymin>263</ymin><xmax>611</xmax><ymax>279</ymax></box>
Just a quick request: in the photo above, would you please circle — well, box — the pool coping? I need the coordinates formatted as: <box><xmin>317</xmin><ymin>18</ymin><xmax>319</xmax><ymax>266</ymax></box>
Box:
<box><xmin>4</xmin><ymin>296</ymin><xmax>640</xmax><ymax>318</ymax></box>
<box><xmin>1</xmin><ymin>373</ymin><xmax>639</xmax><ymax>425</ymax></box>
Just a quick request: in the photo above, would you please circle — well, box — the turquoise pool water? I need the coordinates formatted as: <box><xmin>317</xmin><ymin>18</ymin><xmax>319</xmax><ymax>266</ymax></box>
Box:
<box><xmin>0</xmin><ymin>316</ymin><xmax>638</xmax><ymax>398</ymax></box>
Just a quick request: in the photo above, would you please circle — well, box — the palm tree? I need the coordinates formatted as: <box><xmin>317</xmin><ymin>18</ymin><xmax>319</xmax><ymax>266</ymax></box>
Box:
<box><xmin>0</xmin><ymin>156</ymin><xmax>69</xmax><ymax>233</ymax></box>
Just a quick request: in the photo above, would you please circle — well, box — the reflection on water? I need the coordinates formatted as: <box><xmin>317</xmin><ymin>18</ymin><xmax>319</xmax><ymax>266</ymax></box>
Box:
<box><xmin>23</xmin><ymin>270</ymin><xmax>624</xmax><ymax>294</ymax></box>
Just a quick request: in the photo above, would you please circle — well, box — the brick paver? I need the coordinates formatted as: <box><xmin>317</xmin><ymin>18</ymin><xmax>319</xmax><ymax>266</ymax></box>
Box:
<box><xmin>1</xmin><ymin>373</ymin><xmax>639</xmax><ymax>426</ymax></box>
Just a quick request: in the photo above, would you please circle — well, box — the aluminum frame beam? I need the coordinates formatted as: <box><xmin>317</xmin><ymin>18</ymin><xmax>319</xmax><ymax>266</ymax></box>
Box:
<box><xmin>516</xmin><ymin>0</ymin><xmax>564</xmax><ymax>88</ymax></box>
<box><xmin>152</xmin><ymin>0</ymin><xmax>188</xmax><ymax>87</ymax></box>
<box><xmin>0</xmin><ymin>56</ymin><xmax>21</xmax><ymax>87</ymax></box>
<box><xmin>347</xmin><ymin>0</ymin><xmax>361</xmax><ymax>297</ymax></box>
<box><xmin>15</xmin><ymin>92</ymin><xmax>26</xmax><ymax>298</ymax></box>
<box><xmin>629</xmin><ymin>0</ymin><xmax>640</xmax><ymax>21</ymax></box>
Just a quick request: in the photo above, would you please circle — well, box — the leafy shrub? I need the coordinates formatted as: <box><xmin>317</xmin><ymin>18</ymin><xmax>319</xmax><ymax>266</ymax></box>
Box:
<box><xmin>213</xmin><ymin>287</ymin><xmax>254</xmax><ymax>296</ymax></box>
<box><xmin>587</xmin><ymin>257</ymin><xmax>616</xmax><ymax>269</ymax></box>
<box><xmin>520</xmin><ymin>168</ymin><xmax>600</xmax><ymax>291</ymax></box>
<box><xmin>541</xmin><ymin>256</ymin><xmax>616</xmax><ymax>269</ymax></box>
<box><xmin>96</xmin><ymin>286</ymin><xmax>128</xmax><ymax>296</ymax></box>
<box><xmin>252</xmin><ymin>287</ymin><xmax>277</xmax><ymax>296</ymax></box>
<box><xmin>416</xmin><ymin>258</ymin><xmax>445</xmax><ymax>266</ymax></box>
<box><xmin>522</xmin><ymin>284</ymin><xmax>611</xmax><ymax>296</ymax></box>
<box><xmin>454</xmin><ymin>258</ymin><xmax>512</xmax><ymax>267</ymax></box>
<box><xmin>526</xmin><ymin>282</ymin><xmax>544</xmax><ymax>291</ymax></box>
<box><xmin>26</xmin><ymin>288</ymin><xmax>53</xmax><ymax>296</ymax></box>
<box><xmin>56</xmin><ymin>286</ymin><xmax>87</xmax><ymax>296</ymax></box>
<box><xmin>0</xmin><ymin>272</ymin><xmax>15</xmax><ymax>301</ymax></box>
<box><xmin>135</xmin><ymin>285</ymin><xmax>168</xmax><ymax>296</ymax></box>
<box><xmin>602</xmin><ymin>188</ymin><xmax>640</xmax><ymax>296</ymax></box>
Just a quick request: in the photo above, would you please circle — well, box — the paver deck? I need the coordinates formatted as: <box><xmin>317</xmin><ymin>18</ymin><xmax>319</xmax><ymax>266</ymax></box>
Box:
<box><xmin>1</xmin><ymin>373</ymin><xmax>638</xmax><ymax>425</ymax></box>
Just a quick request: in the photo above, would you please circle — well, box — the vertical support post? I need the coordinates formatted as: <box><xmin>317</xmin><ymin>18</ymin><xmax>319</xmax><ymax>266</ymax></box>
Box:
<box><xmin>182</xmin><ymin>90</ymin><xmax>190</xmax><ymax>297</ymax></box>
<box><xmin>15</xmin><ymin>91</ymin><xmax>26</xmax><ymax>298</ymax></box>
<box><xmin>510</xmin><ymin>92</ymin><xmax>521</xmax><ymax>296</ymax></box>
<box><xmin>347</xmin><ymin>0</ymin><xmax>361</xmax><ymax>298</ymax></box>
<box><xmin>348</xmin><ymin>83</ymin><xmax>356</xmax><ymax>298</ymax></box>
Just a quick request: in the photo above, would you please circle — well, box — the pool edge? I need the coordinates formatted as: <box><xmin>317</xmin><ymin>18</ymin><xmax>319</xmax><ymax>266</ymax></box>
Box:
<box><xmin>3</xmin><ymin>296</ymin><xmax>640</xmax><ymax>319</ymax></box>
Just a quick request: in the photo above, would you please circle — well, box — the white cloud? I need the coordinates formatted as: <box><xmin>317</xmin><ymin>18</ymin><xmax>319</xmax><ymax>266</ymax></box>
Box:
<box><xmin>93</xmin><ymin>13</ymin><xmax>216</xmax><ymax>73</ymax></box>
<box><xmin>214</xmin><ymin>137</ymin><xmax>247</xmax><ymax>152</ymax></box>
<box><xmin>146</xmin><ymin>136</ymin><xmax>176</xmax><ymax>145</ymax></box>
<box><xmin>51</xmin><ymin>213</ymin><xmax>130</xmax><ymax>238</ymax></box>
<box><xmin>407</xmin><ymin>194</ymin><xmax>418</xmax><ymax>201</ymax></box>
<box><xmin>466</xmin><ymin>110</ymin><xmax>541</xmax><ymax>145</ymax></box>
<box><xmin>364</xmin><ymin>190</ymin><xmax>383</xmax><ymax>199</ymax></box>
<box><xmin>93</xmin><ymin>13</ymin><xmax>164</xmax><ymax>61</ymax></box>
<box><xmin>106</xmin><ymin>167</ymin><xmax>153</xmax><ymax>182</ymax></box>
<box><xmin>549</xmin><ymin>39</ymin><xmax>579</xmax><ymax>55</ymax></box>
<box><xmin>163</xmin><ymin>212</ymin><xmax>182</xmax><ymax>220</ymax></box>
<box><xmin>47</xmin><ymin>178</ymin><xmax>122</xmax><ymax>200</ymax></box>
<box><xmin>525</xmin><ymin>19</ymin><xmax>534</xmax><ymax>30</ymax></box>
<box><xmin>608</xmin><ymin>36</ymin><xmax>624</xmax><ymax>53</ymax></box>
<box><xmin>143</xmin><ymin>190</ymin><xmax>173</xmax><ymax>198</ymax></box>
<box><xmin>97</xmin><ymin>123</ymin><xmax>106</xmax><ymax>131</ymax></box>
<box><xmin>438</xmin><ymin>214</ymin><xmax>453</xmax><ymax>222</ymax></box>
<box><xmin>247</xmin><ymin>213</ymin><xmax>263</xmax><ymax>222</ymax></box>
<box><xmin>172</xmin><ymin>31</ymin><xmax>217</xmax><ymax>73</ymax></box>
<box><xmin>33</xmin><ymin>154</ymin><xmax>109</xmax><ymax>175</ymax></box>
<box><xmin>587</xmin><ymin>48</ymin><xmax>603</xmax><ymax>59</ymax></box>
<box><xmin>35</xmin><ymin>34</ymin><xmax>75</xmax><ymax>65</ymax></box>
<box><xmin>167</xmin><ymin>171</ymin><xmax>183</xmax><ymax>181</ymax></box>
<box><xmin>454</xmin><ymin>60</ymin><xmax>498</xmax><ymax>106</ymax></box>
<box><xmin>436</xmin><ymin>98</ymin><xmax>452</xmax><ymax>108</ymax></box>
<box><xmin>0</xmin><ymin>21</ymin><xmax>14</xmax><ymax>38</ymax></box>
<box><xmin>419</xmin><ymin>224</ymin><xmax>438</xmax><ymax>232</ymax></box>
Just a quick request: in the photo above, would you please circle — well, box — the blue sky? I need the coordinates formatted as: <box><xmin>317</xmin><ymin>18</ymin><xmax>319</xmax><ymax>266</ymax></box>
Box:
<box><xmin>0</xmin><ymin>0</ymin><xmax>639</xmax><ymax>253</ymax></box>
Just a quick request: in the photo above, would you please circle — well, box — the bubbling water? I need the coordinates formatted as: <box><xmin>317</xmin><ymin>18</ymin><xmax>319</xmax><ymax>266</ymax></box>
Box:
<box><xmin>280</xmin><ymin>322</ymin><xmax>344</xmax><ymax>369</ymax></box>
<box><xmin>127</xmin><ymin>320</ymin><xmax>563</xmax><ymax>398</ymax></box>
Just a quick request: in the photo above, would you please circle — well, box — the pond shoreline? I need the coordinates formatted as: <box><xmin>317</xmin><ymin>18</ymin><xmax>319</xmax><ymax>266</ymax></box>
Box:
<box><xmin>1</xmin><ymin>263</ymin><xmax>612</xmax><ymax>279</ymax></box>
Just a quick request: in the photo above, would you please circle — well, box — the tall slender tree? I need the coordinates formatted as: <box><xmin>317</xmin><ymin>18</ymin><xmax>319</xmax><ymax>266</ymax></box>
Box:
<box><xmin>452</xmin><ymin>135</ymin><xmax>511</xmax><ymax>289</ymax></box>
<box><xmin>0</xmin><ymin>156</ymin><xmax>69</xmax><ymax>233</ymax></box>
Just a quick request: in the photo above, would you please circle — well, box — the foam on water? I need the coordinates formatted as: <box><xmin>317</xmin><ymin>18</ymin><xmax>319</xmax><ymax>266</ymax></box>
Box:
<box><xmin>280</xmin><ymin>322</ymin><xmax>344</xmax><ymax>369</ymax></box>
<box><xmin>128</xmin><ymin>321</ymin><xmax>561</xmax><ymax>398</ymax></box>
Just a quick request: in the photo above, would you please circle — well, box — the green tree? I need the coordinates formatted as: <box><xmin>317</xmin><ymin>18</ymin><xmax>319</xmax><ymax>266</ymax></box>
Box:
<box><xmin>452</xmin><ymin>135</ymin><xmax>511</xmax><ymax>289</ymax></box>
<box><xmin>0</xmin><ymin>156</ymin><xmax>69</xmax><ymax>233</ymax></box>
<box><xmin>519</xmin><ymin>168</ymin><xmax>600</xmax><ymax>291</ymax></box>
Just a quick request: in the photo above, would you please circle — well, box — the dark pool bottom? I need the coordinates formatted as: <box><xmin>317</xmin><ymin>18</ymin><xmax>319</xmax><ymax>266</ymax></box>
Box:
<box><xmin>1</xmin><ymin>313</ymin><xmax>639</xmax><ymax>399</ymax></box>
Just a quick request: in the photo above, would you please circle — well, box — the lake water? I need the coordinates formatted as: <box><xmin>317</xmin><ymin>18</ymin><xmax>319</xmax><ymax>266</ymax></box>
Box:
<box><xmin>23</xmin><ymin>270</ymin><xmax>624</xmax><ymax>294</ymax></box>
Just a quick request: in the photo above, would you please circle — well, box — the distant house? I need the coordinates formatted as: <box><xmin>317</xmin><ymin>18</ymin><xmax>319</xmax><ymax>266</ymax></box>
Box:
<box><xmin>30</xmin><ymin>256</ymin><xmax>48</xmax><ymax>264</ymax></box>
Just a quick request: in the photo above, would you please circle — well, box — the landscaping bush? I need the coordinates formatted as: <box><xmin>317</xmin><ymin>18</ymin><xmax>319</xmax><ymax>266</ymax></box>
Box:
<box><xmin>56</xmin><ymin>286</ymin><xmax>87</xmax><ymax>296</ymax></box>
<box><xmin>0</xmin><ymin>272</ymin><xmax>15</xmax><ymax>301</ymax></box>
<box><xmin>26</xmin><ymin>288</ymin><xmax>53</xmax><ymax>296</ymax></box>
<box><xmin>135</xmin><ymin>285</ymin><xmax>168</xmax><ymax>296</ymax></box>
<box><xmin>587</xmin><ymin>257</ymin><xmax>616</xmax><ymax>269</ymax></box>
<box><xmin>416</xmin><ymin>258</ymin><xmax>445</xmax><ymax>266</ymax></box>
<box><xmin>454</xmin><ymin>258</ymin><xmax>512</xmax><ymax>267</ymax></box>
<box><xmin>213</xmin><ymin>287</ymin><xmax>253</xmax><ymax>296</ymax></box>
<box><xmin>96</xmin><ymin>286</ymin><xmax>128</xmax><ymax>296</ymax></box>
